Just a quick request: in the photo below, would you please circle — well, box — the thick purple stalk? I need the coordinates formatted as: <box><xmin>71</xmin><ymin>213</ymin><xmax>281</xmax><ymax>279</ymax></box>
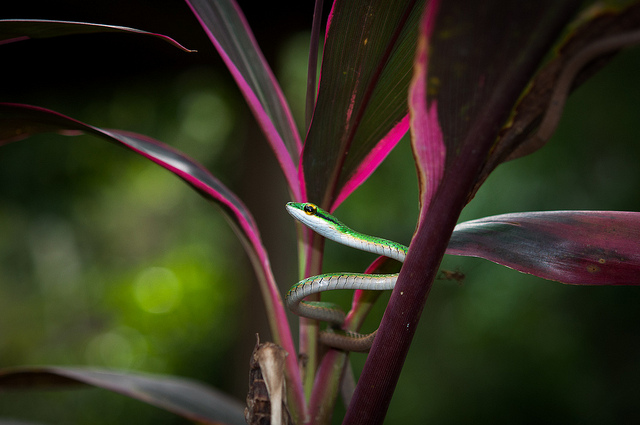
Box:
<box><xmin>341</xmin><ymin>158</ymin><xmax>468</xmax><ymax>424</ymax></box>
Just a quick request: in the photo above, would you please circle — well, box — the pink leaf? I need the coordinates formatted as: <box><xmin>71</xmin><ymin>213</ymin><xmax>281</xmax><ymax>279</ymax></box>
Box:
<box><xmin>447</xmin><ymin>211</ymin><xmax>640</xmax><ymax>284</ymax></box>
<box><xmin>185</xmin><ymin>0</ymin><xmax>303</xmax><ymax>200</ymax></box>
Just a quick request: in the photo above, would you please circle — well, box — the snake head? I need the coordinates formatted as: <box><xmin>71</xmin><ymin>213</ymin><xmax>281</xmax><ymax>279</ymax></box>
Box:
<box><xmin>285</xmin><ymin>202</ymin><xmax>345</xmax><ymax>241</ymax></box>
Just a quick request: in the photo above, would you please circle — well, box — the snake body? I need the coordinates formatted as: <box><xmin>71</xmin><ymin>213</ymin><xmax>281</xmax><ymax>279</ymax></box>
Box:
<box><xmin>285</xmin><ymin>202</ymin><xmax>407</xmax><ymax>352</ymax></box>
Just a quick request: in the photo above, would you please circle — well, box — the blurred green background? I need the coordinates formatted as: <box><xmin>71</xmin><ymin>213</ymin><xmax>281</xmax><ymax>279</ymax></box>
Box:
<box><xmin>1</xmin><ymin>1</ymin><xmax>640</xmax><ymax>424</ymax></box>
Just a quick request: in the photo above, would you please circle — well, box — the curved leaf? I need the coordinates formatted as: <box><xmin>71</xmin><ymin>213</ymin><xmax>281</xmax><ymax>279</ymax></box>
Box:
<box><xmin>0</xmin><ymin>103</ymin><xmax>305</xmax><ymax>417</ymax></box>
<box><xmin>303</xmin><ymin>0</ymin><xmax>424</xmax><ymax>209</ymax></box>
<box><xmin>447</xmin><ymin>211</ymin><xmax>640</xmax><ymax>284</ymax></box>
<box><xmin>0</xmin><ymin>19</ymin><xmax>193</xmax><ymax>51</ymax></box>
<box><xmin>0</xmin><ymin>103</ymin><xmax>259</xmax><ymax>247</ymax></box>
<box><xmin>502</xmin><ymin>4</ymin><xmax>640</xmax><ymax>162</ymax></box>
<box><xmin>185</xmin><ymin>0</ymin><xmax>302</xmax><ymax>199</ymax></box>
<box><xmin>0</xmin><ymin>366</ymin><xmax>245</xmax><ymax>425</ymax></box>
<box><xmin>470</xmin><ymin>3</ymin><xmax>640</xmax><ymax>197</ymax></box>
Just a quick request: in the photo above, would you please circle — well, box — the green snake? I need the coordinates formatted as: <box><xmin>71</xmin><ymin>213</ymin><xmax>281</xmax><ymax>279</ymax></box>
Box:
<box><xmin>285</xmin><ymin>202</ymin><xmax>407</xmax><ymax>352</ymax></box>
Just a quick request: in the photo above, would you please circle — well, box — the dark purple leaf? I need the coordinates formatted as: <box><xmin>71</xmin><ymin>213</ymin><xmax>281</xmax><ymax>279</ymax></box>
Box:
<box><xmin>426</xmin><ymin>2</ymin><xmax>582</xmax><ymax>170</ymax></box>
<box><xmin>447</xmin><ymin>211</ymin><xmax>640</xmax><ymax>284</ymax></box>
<box><xmin>302</xmin><ymin>0</ymin><xmax>423</xmax><ymax>209</ymax></box>
<box><xmin>0</xmin><ymin>19</ymin><xmax>193</xmax><ymax>51</ymax></box>
<box><xmin>470</xmin><ymin>3</ymin><xmax>640</xmax><ymax>197</ymax></box>
<box><xmin>346</xmin><ymin>1</ymin><xmax>584</xmax><ymax>423</ymax></box>
<box><xmin>0</xmin><ymin>367</ymin><xmax>245</xmax><ymax>425</ymax></box>
<box><xmin>185</xmin><ymin>0</ymin><xmax>302</xmax><ymax>199</ymax></box>
<box><xmin>0</xmin><ymin>103</ymin><xmax>305</xmax><ymax>416</ymax></box>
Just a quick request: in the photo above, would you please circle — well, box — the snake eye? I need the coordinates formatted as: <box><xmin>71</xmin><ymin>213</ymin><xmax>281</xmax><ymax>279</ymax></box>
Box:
<box><xmin>303</xmin><ymin>203</ymin><xmax>317</xmax><ymax>215</ymax></box>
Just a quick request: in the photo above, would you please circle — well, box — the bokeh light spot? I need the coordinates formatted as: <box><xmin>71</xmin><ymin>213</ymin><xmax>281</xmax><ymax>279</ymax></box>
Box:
<box><xmin>133</xmin><ymin>267</ymin><xmax>182</xmax><ymax>314</ymax></box>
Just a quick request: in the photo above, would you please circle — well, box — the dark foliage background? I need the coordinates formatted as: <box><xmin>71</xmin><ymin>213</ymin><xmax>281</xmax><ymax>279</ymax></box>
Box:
<box><xmin>1</xmin><ymin>1</ymin><xmax>639</xmax><ymax>424</ymax></box>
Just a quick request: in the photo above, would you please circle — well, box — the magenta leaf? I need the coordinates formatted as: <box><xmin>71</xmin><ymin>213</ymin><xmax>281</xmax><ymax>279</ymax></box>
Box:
<box><xmin>447</xmin><ymin>211</ymin><xmax>640</xmax><ymax>285</ymax></box>
<box><xmin>0</xmin><ymin>19</ymin><xmax>193</xmax><ymax>51</ymax></box>
<box><xmin>185</xmin><ymin>0</ymin><xmax>302</xmax><ymax>199</ymax></box>
<box><xmin>408</xmin><ymin>0</ymin><xmax>444</xmax><ymax>211</ymax></box>
<box><xmin>0</xmin><ymin>366</ymin><xmax>245</xmax><ymax>425</ymax></box>
<box><xmin>302</xmin><ymin>0</ymin><xmax>424</xmax><ymax>209</ymax></box>
<box><xmin>0</xmin><ymin>103</ymin><xmax>306</xmax><ymax>417</ymax></box>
